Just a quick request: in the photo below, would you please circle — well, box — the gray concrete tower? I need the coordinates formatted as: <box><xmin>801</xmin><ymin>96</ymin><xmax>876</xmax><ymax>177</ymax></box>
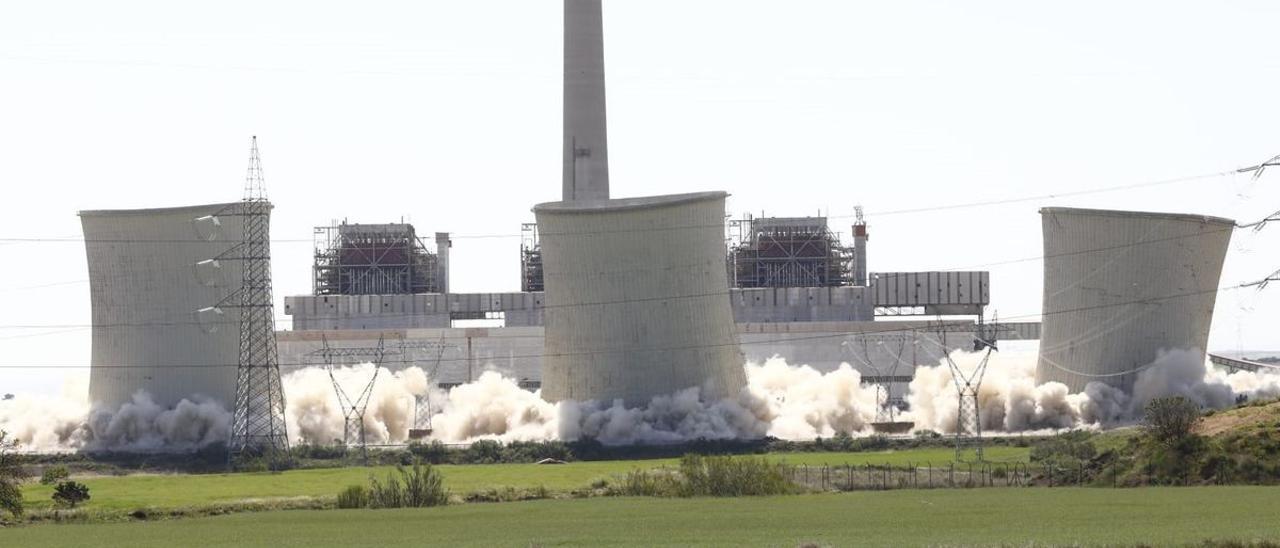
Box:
<box><xmin>563</xmin><ymin>0</ymin><xmax>610</xmax><ymax>201</ymax></box>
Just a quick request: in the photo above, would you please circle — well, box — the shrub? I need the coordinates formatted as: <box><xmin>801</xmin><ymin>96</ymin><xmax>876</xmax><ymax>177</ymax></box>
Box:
<box><xmin>336</xmin><ymin>485</ymin><xmax>369</xmax><ymax>509</ymax></box>
<box><xmin>0</xmin><ymin>430</ymin><xmax>25</xmax><ymax>518</ymax></box>
<box><xmin>464</xmin><ymin>440</ymin><xmax>504</xmax><ymax>464</ymax></box>
<box><xmin>1031</xmin><ymin>430</ymin><xmax>1097</xmax><ymax>465</ymax></box>
<box><xmin>678</xmin><ymin>454</ymin><xmax>799</xmax><ymax>497</ymax></box>
<box><xmin>408</xmin><ymin>440</ymin><xmax>450</xmax><ymax>464</ymax></box>
<box><xmin>52</xmin><ymin>481</ymin><xmax>91</xmax><ymax>508</ymax></box>
<box><xmin>40</xmin><ymin>465</ymin><xmax>70</xmax><ymax>485</ymax></box>
<box><xmin>367</xmin><ymin>459</ymin><xmax>448</xmax><ymax>509</ymax></box>
<box><xmin>1143</xmin><ymin>396</ymin><xmax>1201</xmax><ymax>445</ymax></box>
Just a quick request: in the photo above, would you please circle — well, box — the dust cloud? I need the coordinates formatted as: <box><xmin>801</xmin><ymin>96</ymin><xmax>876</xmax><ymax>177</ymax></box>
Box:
<box><xmin>4</xmin><ymin>343</ymin><xmax>1280</xmax><ymax>452</ymax></box>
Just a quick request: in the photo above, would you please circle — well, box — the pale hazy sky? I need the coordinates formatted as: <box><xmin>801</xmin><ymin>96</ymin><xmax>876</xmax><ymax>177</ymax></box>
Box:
<box><xmin>2</xmin><ymin>1</ymin><xmax>1279</xmax><ymax>396</ymax></box>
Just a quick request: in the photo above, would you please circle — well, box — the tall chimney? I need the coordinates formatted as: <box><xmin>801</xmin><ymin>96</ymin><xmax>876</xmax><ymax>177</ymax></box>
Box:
<box><xmin>853</xmin><ymin>224</ymin><xmax>868</xmax><ymax>286</ymax></box>
<box><xmin>563</xmin><ymin>0</ymin><xmax>610</xmax><ymax>202</ymax></box>
<box><xmin>435</xmin><ymin>232</ymin><xmax>451</xmax><ymax>294</ymax></box>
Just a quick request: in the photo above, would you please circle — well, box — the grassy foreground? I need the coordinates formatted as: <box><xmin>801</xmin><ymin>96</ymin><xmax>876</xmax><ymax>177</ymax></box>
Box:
<box><xmin>20</xmin><ymin>446</ymin><xmax>1028</xmax><ymax>511</ymax></box>
<box><xmin>5</xmin><ymin>486</ymin><xmax>1277</xmax><ymax>546</ymax></box>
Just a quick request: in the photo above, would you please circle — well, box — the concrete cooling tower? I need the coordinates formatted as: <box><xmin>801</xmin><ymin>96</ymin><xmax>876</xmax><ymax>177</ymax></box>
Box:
<box><xmin>81</xmin><ymin>202</ymin><xmax>250</xmax><ymax>410</ymax></box>
<box><xmin>535</xmin><ymin>192</ymin><xmax>747</xmax><ymax>405</ymax></box>
<box><xmin>1035</xmin><ymin>207</ymin><xmax>1234</xmax><ymax>393</ymax></box>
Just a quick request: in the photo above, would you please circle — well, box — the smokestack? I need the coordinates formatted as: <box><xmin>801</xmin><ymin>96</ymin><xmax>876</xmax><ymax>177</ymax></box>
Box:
<box><xmin>563</xmin><ymin>0</ymin><xmax>610</xmax><ymax>202</ymax></box>
<box><xmin>853</xmin><ymin>223</ymin><xmax>868</xmax><ymax>286</ymax></box>
<box><xmin>435</xmin><ymin>232</ymin><xmax>451</xmax><ymax>294</ymax></box>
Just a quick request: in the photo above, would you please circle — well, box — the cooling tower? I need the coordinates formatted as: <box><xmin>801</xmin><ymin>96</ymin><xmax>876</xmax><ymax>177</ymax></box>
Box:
<box><xmin>535</xmin><ymin>191</ymin><xmax>747</xmax><ymax>405</ymax></box>
<box><xmin>81</xmin><ymin>202</ymin><xmax>250</xmax><ymax>410</ymax></box>
<box><xmin>1035</xmin><ymin>207</ymin><xmax>1234</xmax><ymax>393</ymax></box>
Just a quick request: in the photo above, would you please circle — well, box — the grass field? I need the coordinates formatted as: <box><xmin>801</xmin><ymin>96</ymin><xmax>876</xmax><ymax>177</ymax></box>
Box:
<box><xmin>5</xmin><ymin>487</ymin><xmax>1277</xmax><ymax>546</ymax></box>
<box><xmin>20</xmin><ymin>446</ymin><xmax>1029</xmax><ymax>511</ymax></box>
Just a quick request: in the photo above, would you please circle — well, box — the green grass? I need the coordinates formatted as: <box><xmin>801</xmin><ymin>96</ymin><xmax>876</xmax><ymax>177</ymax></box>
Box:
<box><xmin>4</xmin><ymin>487</ymin><xmax>1276</xmax><ymax>546</ymax></box>
<box><xmin>18</xmin><ymin>447</ymin><xmax>1029</xmax><ymax>511</ymax></box>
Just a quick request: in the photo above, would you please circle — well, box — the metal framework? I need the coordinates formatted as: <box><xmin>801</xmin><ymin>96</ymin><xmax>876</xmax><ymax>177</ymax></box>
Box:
<box><xmin>410</xmin><ymin>334</ymin><xmax>449</xmax><ymax>436</ymax></box>
<box><xmin>727</xmin><ymin>215</ymin><xmax>853</xmax><ymax>288</ymax></box>
<box><xmin>314</xmin><ymin>335</ymin><xmax>387</xmax><ymax>464</ymax></box>
<box><xmin>313</xmin><ymin>222</ymin><xmax>441</xmax><ymax>295</ymax></box>
<box><xmin>519</xmin><ymin>222</ymin><xmax>544</xmax><ymax>292</ymax></box>
<box><xmin>937</xmin><ymin>319</ymin><xmax>997</xmax><ymax>462</ymax></box>
<box><xmin>228</xmin><ymin>136</ymin><xmax>290</xmax><ymax>460</ymax></box>
<box><xmin>852</xmin><ymin>335</ymin><xmax>910</xmax><ymax>424</ymax></box>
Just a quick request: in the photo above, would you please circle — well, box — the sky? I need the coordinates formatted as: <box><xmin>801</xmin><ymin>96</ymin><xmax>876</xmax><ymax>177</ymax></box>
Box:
<box><xmin>2</xmin><ymin>0</ymin><xmax>1279</xmax><ymax>396</ymax></box>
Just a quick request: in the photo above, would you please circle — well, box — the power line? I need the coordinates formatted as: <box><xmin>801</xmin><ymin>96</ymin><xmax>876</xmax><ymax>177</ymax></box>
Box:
<box><xmin>0</xmin><ymin>163</ymin><xmax>1266</xmax><ymax>246</ymax></box>
<box><xmin>0</xmin><ymin>280</ymin><xmax>1259</xmax><ymax>369</ymax></box>
<box><xmin>1</xmin><ymin>222</ymin><xmax>1270</xmax><ymax>332</ymax></box>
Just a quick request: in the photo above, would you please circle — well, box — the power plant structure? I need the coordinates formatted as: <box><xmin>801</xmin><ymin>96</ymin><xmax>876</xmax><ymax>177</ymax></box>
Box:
<box><xmin>275</xmin><ymin>0</ymin><xmax>1013</xmax><ymax>404</ymax></box>
<box><xmin>1035</xmin><ymin>207</ymin><xmax>1235</xmax><ymax>393</ymax></box>
<box><xmin>536</xmin><ymin>192</ymin><xmax>746</xmax><ymax>405</ymax></box>
<box><xmin>80</xmin><ymin>202</ymin><xmax>247</xmax><ymax>410</ymax></box>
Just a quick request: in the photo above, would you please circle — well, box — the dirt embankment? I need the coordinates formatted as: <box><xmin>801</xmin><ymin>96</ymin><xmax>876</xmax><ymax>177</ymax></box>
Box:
<box><xmin>1196</xmin><ymin>399</ymin><xmax>1280</xmax><ymax>437</ymax></box>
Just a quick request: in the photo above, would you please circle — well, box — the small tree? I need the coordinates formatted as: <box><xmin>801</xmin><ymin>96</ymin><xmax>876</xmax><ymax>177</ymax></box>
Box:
<box><xmin>0</xmin><ymin>430</ymin><xmax>25</xmax><ymax>518</ymax></box>
<box><xmin>1142</xmin><ymin>396</ymin><xmax>1201</xmax><ymax>444</ymax></box>
<box><xmin>52</xmin><ymin>481</ymin><xmax>91</xmax><ymax>508</ymax></box>
<box><xmin>40</xmin><ymin>465</ymin><xmax>70</xmax><ymax>485</ymax></box>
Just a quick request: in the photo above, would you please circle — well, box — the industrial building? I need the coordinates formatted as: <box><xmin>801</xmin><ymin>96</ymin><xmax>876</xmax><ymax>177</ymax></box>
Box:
<box><xmin>312</xmin><ymin>221</ymin><xmax>450</xmax><ymax>296</ymax></box>
<box><xmin>536</xmin><ymin>192</ymin><xmax>746</xmax><ymax>404</ymax></box>
<box><xmin>277</xmin><ymin>0</ymin><xmax>1006</xmax><ymax>406</ymax></box>
<box><xmin>1035</xmin><ymin>207</ymin><xmax>1235</xmax><ymax>392</ymax></box>
<box><xmin>81</xmin><ymin>202</ymin><xmax>247</xmax><ymax>410</ymax></box>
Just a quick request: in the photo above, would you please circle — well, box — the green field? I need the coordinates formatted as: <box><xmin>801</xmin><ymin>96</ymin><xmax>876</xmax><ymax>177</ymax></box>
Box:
<box><xmin>5</xmin><ymin>487</ymin><xmax>1277</xmax><ymax>546</ymax></box>
<box><xmin>20</xmin><ymin>446</ymin><xmax>1028</xmax><ymax>511</ymax></box>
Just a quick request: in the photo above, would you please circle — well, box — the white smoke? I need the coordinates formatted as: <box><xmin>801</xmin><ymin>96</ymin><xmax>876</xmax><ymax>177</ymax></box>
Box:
<box><xmin>6</xmin><ymin>343</ymin><xmax>1280</xmax><ymax>452</ymax></box>
<box><xmin>281</xmin><ymin>363</ymin><xmax>433</xmax><ymax>445</ymax></box>
<box><xmin>904</xmin><ymin>344</ymin><xmax>1280</xmax><ymax>434</ymax></box>
<box><xmin>84</xmin><ymin>391</ymin><xmax>231</xmax><ymax>451</ymax></box>
<box><xmin>0</xmin><ymin>374</ymin><xmax>233</xmax><ymax>452</ymax></box>
<box><xmin>0</xmin><ymin>375</ymin><xmax>90</xmax><ymax>451</ymax></box>
<box><xmin>413</xmin><ymin>359</ymin><xmax>877</xmax><ymax>445</ymax></box>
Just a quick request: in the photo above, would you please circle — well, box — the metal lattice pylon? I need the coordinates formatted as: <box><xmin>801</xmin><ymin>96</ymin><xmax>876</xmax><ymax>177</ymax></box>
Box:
<box><xmin>412</xmin><ymin>333</ymin><xmax>449</xmax><ymax>433</ymax></box>
<box><xmin>315</xmin><ymin>334</ymin><xmax>386</xmax><ymax>464</ymax></box>
<box><xmin>937</xmin><ymin>319</ymin><xmax>997</xmax><ymax>462</ymax></box>
<box><xmin>228</xmin><ymin>136</ymin><xmax>290</xmax><ymax>460</ymax></box>
<box><xmin>852</xmin><ymin>334</ymin><xmax>909</xmax><ymax>424</ymax></box>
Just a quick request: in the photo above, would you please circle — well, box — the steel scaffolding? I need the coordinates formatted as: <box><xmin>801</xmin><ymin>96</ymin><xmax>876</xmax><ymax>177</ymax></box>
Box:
<box><xmin>727</xmin><ymin>216</ymin><xmax>854</xmax><ymax>288</ymax></box>
<box><xmin>520</xmin><ymin>222</ymin><xmax>544</xmax><ymax>292</ymax></box>
<box><xmin>313</xmin><ymin>222</ymin><xmax>441</xmax><ymax>295</ymax></box>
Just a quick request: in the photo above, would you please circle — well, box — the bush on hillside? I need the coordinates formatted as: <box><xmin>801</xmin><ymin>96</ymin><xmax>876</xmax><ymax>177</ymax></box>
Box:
<box><xmin>1143</xmin><ymin>396</ymin><xmax>1201</xmax><ymax>445</ymax></box>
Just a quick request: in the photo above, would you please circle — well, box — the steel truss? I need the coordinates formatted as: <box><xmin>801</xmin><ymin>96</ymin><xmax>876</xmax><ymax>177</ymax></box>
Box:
<box><xmin>227</xmin><ymin>137</ymin><xmax>290</xmax><ymax>463</ymax></box>
<box><xmin>937</xmin><ymin>318</ymin><xmax>998</xmax><ymax>462</ymax></box>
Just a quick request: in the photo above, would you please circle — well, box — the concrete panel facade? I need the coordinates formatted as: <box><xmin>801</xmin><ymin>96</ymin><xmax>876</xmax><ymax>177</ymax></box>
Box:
<box><xmin>275</xmin><ymin>320</ymin><xmax>975</xmax><ymax>398</ymax></box>
<box><xmin>1035</xmin><ymin>207</ymin><xmax>1234</xmax><ymax>393</ymax></box>
<box><xmin>81</xmin><ymin>202</ymin><xmax>247</xmax><ymax>409</ymax></box>
<box><xmin>535</xmin><ymin>192</ymin><xmax>745</xmax><ymax>405</ymax></box>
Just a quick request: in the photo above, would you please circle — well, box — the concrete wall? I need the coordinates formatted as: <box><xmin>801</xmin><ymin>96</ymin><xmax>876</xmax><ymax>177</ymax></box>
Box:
<box><xmin>80</xmin><ymin>202</ymin><xmax>246</xmax><ymax>409</ymax></box>
<box><xmin>1035</xmin><ymin>207</ymin><xmax>1234</xmax><ymax>393</ymax></box>
<box><xmin>275</xmin><ymin>320</ymin><xmax>974</xmax><ymax>397</ymax></box>
<box><xmin>284</xmin><ymin>288</ymin><xmax>868</xmax><ymax>329</ymax></box>
<box><xmin>535</xmin><ymin>192</ymin><xmax>745</xmax><ymax>405</ymax></box>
